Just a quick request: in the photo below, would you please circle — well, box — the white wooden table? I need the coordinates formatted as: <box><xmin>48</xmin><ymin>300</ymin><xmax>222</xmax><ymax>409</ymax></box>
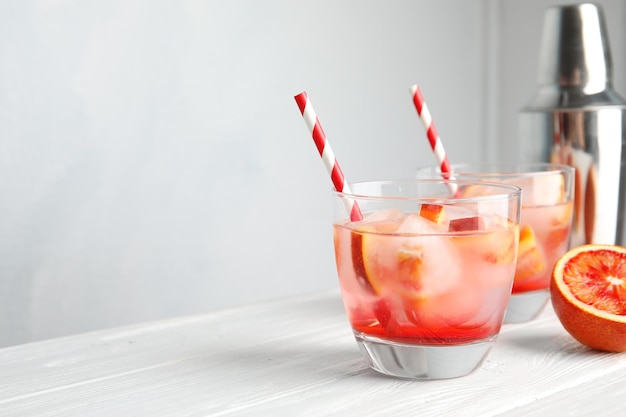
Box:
<box><xmin>0</xmin><ymin>290</ymin><xmax>625</xmax><ymax>416</ymax></box>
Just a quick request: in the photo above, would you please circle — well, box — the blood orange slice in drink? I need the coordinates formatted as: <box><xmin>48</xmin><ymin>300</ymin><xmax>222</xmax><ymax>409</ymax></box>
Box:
<box><xmin>515</xmin><ymin>225</ymin><xmax>545</xmax><ymax>282</ymax></box>
<box><xmin>359</xmin><ymin>213</ymin><xmax>457</xmax><ymax>299</ymax></box>
<box><xmin>350</xmin><ymin>211</ymin><xmax>403</xmax><ymax>293</ymax></box>
<box><xmin>551</xmin><ymin>244</ymin><xmax>626</xmax><ymax>352</ymax></box>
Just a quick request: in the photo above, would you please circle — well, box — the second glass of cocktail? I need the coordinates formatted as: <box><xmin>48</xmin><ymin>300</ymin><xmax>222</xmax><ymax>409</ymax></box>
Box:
<box><xmin>418</xmin><ymin>163</ymin><xmax>575</xmax><ymax>323</ymax></box>
<box><xmin>333</xmin><ymin>179</ymin><xmax>521</xmax><ymax>379</ymax></box>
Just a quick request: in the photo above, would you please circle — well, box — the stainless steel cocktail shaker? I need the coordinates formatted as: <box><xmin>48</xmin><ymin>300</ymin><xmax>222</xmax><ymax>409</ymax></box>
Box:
<box><xmin>519</xmin><ymin>3</ymin><xmax>626</xmax><ymax>247</ymax></box>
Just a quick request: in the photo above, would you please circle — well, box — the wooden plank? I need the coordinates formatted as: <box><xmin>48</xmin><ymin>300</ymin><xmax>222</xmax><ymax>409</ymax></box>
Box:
<box><xmin>0</xmin><ymin>291</ymin><xmax>624</xmax><ymax>416</ymax></box>
<box><xmin>503</xmin><ymin>369</ymin><xmax>626</xmax><ymax>416</ymax></box>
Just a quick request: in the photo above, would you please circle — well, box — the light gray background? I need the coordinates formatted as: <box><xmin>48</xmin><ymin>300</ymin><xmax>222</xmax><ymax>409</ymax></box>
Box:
<box><xmin>1</xmin><ymin>0</ymin><xmax>625</xmax><ymax>347</ymax></box>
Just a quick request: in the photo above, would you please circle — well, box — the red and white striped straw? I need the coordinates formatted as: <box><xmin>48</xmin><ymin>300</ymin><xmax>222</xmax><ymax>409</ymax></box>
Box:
<box><xmin>410</xmin><ymin>84</ymin><xmax>458</xmax><ymax>195</ymax></box>
<box><xmin>294</xmin><ymin>91</ymin><xmax>363</xmax><ymax>221</ymax></box>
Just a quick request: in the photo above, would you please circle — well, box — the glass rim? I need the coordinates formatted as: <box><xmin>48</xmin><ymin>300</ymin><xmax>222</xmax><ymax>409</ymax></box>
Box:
<box><xmin>417</xmin><ymin>162</ymin><xmax>575</xmax><ymax>178</ymax></box>
<box><xmin>333</xmin><ymin>178</ymin><xmax>522</xmax><ymax>202</ymax></box>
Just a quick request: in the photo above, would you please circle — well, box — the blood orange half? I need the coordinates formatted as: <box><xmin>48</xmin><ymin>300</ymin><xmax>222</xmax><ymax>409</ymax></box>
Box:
<box><xmin>551</xmin><ymin>244</ymin><xmax>626</xmax><ymax>352</ymax></box>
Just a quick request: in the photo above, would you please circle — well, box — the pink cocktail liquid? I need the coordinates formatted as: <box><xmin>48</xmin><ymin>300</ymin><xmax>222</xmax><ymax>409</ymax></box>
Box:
<box><xmin>513</xmin><ymin>201</ymin><xmax>573</xmax><ymax>294</ymax></box>
<box><xmin>333</xmin><ymin>207</ymin><xmax>518</xmax><ymax>346</ymax></box>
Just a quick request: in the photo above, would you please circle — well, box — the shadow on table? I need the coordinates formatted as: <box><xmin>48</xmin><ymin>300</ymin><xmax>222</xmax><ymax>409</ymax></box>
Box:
<box><xmin>203</xmin><ymin>340</ymin><xmax>400</xmax><ymax>384</ymax></box>
<box><xmin>498</xmin><ymin>329</ymin><xmax>599</xmax><ymax>358</ymax></box>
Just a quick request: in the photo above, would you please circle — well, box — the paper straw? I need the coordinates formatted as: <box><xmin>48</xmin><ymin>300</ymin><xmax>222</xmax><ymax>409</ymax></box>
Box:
<box><xmin>294</xmin><ymin>91</ymin><xmax>363</xmax><ymax>221</ymax></box>
<box><xmin>410</xmin><ymin>85</ymin><xmax>458</xmax><ymax>195</ymax></box>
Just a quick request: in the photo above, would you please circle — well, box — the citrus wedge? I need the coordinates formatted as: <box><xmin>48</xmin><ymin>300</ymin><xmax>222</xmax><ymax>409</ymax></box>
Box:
<box><xmin>551</xmin><ymin>244</ymin><xmax>626</xmax><ymax>352</ymax></box>
<box><xmin>419</xmin><ymin>203</ymin><xmax>447</xmax><ymax>225</ymax></box>
<box><xmin>351</xmin><ymin>218</ymin><xmax>401</xmax><ymax>293</ymax></box>
<box><xmin>515</xmin><ymin>225</ymin><xmax>546</xmax><ymax>282</ymax></box>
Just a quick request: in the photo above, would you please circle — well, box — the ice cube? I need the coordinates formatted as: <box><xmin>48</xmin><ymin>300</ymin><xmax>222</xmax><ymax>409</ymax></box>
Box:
<box><xmin>505</xmin><ymin>174</ymin><xmax>564</xmax><ymax>207</ymax></box>
<box><xmin>397</xmin><ymin>212</ymin><xmax>446</xmax><ymax>235</ymax></box>
<box><xmin>395</xmin><ymin>229</ymin><xmax>461</xmax><ymax>298</ymax></box>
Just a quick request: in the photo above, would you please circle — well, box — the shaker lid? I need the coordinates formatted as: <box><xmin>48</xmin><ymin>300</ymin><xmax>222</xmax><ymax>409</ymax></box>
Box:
<box><xmin>524</xmin><ymin>3</ymin><xmax>626</xmax><ymax>111</ymax></box>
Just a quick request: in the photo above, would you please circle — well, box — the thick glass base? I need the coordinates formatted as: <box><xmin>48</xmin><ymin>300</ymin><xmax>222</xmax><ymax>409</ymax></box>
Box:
<box><xmin>504</xmin><ymin>289</ymin><xmax>549</xmax><ymax>323</ymax></box>
<box><xmin>354</xmin><ymin>332</ymin><xmax>494</xmax><ymax>379</ymax></box>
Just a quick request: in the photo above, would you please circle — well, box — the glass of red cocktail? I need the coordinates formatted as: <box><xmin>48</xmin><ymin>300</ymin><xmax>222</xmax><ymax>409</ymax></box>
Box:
<box><xmin>418</xmin><ymin>163</ymin><xmax>575</xmax><ymax>323</ymax></box>
<box><xmin>333</xmin><ymin>179</ymin><xmax>521</xmax><ymax>379</ymax></box>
